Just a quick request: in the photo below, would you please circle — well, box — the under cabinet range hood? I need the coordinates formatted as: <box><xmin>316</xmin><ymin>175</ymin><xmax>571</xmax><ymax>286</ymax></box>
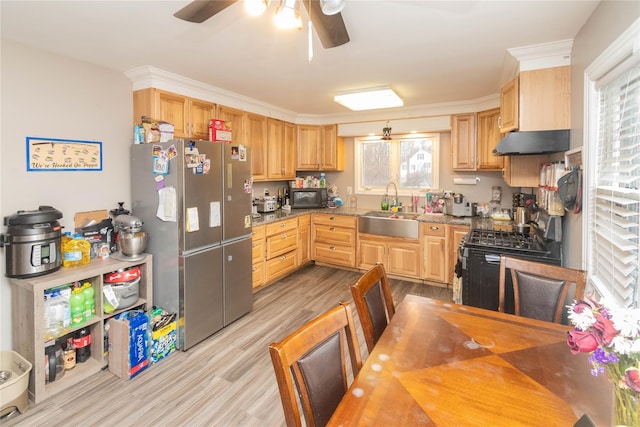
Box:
<box><xmin>493</xmin><ymin>129</ymin><xmax>570</xmax><ymax>155</ymax></box>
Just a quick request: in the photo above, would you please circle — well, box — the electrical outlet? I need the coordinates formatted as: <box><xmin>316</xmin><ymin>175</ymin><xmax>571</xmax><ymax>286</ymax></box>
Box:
<box><xmin>347</xmin><ymin>186</ymin><xmax>353</xmax><ymax>195</ymax></box>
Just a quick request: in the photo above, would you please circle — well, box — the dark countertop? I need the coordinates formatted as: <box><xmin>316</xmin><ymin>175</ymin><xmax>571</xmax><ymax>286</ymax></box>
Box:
<box><xmin>251</xmin><ymin>207</ymin><xmax>511</xmax><ymax>229</ymax></box>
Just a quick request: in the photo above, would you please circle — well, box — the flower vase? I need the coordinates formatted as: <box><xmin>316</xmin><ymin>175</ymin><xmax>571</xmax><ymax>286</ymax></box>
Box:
<box><xmin>606</xmin><ymin>363</ymin><xmax>640</xmax><ymax>426</ymax></box>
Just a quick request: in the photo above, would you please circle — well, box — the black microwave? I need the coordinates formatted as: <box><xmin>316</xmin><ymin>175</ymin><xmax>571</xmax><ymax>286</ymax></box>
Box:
<box><xmin>289</xmin><ymin>188</ymin><xmax>328</xmax><ymax>209</ymax></box>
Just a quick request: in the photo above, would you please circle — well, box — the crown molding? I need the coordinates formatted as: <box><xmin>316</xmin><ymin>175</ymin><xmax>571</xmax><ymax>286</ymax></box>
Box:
<box><xmin>125</xmin><ymin>65</ymin><xmax>499</xmax><ymax>126</ymax></box>
<box><xmin>508</xmin><ymin>39</ymin><xmax>573</xmax><ymax>71</ymax></box>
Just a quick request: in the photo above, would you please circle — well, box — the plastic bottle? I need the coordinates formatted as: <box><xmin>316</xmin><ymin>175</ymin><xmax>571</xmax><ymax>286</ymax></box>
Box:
<box><xmin>61</xmin><ymin>231</ymin><xmax>72</xmax><ymax>252</ymax></box>
<box><xmin>70</xmin><ymin>287</ymin><xmax>85</xmax><ymax>327</ymax></box>
<box><xmin>320</xmin><ymin>173</ymin><xmax>326</xmax><ymax>188</ymax></box>
<box><xmin>73</xmin><ymin>327</ymin><xmax>91</xmax><ymax>363</ymax></box>
<box><xmin>82</xmin><ymin>282</ymin><xmax>95</xmax><ymax>319</ymax></box>
<box><xmin>63</xmin><ymin>234</ymin><xmax>88</xmax><ymax>268</ymax></box>
<box><xmin>44</xmin><ymin>291</ymin><xmax>61</xmax><ymax>340</ymax></box>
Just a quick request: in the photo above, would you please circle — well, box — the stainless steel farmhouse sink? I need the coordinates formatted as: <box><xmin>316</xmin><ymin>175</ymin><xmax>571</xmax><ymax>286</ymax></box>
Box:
<box><xmin>359</xmin><ymin>211</ymin><xmax>420</xmax><ymax>239</ymax></box>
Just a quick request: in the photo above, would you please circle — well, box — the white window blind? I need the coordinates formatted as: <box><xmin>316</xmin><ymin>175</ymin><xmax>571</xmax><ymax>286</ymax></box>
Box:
<box><xmin>588</xmin><ymin>62</ymin><xmax>640</xmax><ymax>308</ymax></box>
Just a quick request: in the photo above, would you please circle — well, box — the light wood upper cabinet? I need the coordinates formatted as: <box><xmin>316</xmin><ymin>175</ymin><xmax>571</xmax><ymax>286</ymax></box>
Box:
<box><xmin>499</xmin><ymin>66</ymin><xmax>571</xmax><ymax>133</ymax></box>
<box><xmin>451</xmin><ymin>113</ymin><xmax>477</xmax><ymax>171</ymax></box>
<box><xmin>499</xmin><ymin>76</ymin><xmax>519</xmax><ymax>133</ymax></box>
<box><xmin>296</xmin><ymin>124</ymin><xmax>344</xmax><ymax>171</ymax></box>
<box><xmin>267</xmin><ymin>118</ymin><xmax>296</xmax><ymax>181</ymax></box>
<box><xmin>246</xmin><ymin>113</ymin><xmax>268</xmax><ymax>181</ymax></box>
<box><xmin>476</xmin><ymin>108</ymin><xmax>503</xmax><ymax>171</ymax></box>
<box><xmin>133</xmin><ymin>88</ymin><xmax>215</xmax><ymax>139</ymax></box>
<box><xmin>216</xmin><ymin>105</ymin><xmax>245</xmax><ymax>147</ymax></box>
<box><xmin>502</xmin><ymin>154</ymin><xmax>549</xmax><ymax>187</ymax></box>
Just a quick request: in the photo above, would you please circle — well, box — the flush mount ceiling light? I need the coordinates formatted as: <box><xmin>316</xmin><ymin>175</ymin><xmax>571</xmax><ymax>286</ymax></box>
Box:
<box><xmin>334</xmin><ymin>86</ymin><xmax>404</xmax><ymax>111</ymax></box>
<box><xmin>274</xmin><ymin>0</ymin><xmax>303</xmax><ymax>29</ymax></box>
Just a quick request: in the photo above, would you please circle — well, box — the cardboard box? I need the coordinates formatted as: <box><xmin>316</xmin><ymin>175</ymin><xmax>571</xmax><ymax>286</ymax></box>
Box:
<box><xmin>150</xmin><ymin>321</ymin><xmax>177</xmax><ymax>364</ymax></box>
<box><xmin>208</xmin><ymin>119</ymin><xmax>232</xmax><ymax>142</ymax></box>
<box><xmin>108</xmin><ymin>312</ymin><xmax>149</xmax><ymax>380</ymax></box>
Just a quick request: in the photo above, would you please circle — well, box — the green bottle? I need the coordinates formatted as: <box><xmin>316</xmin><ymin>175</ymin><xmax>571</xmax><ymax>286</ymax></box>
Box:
<box><xmin>82</xmin><ymin>282</ymin><xmax>95</xmax><ymax>319</ymax></box>
<box><xmin>70</xmin><ymin>287</ymin><xmax>85</xmax><ymax>326</ymax></box>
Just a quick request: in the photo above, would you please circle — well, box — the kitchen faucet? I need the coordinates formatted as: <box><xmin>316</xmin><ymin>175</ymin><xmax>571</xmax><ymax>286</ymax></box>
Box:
<box><xmin>384</xmin><ymin>181</ymin><xmax>398</xmax><ymax>207</ymax></box>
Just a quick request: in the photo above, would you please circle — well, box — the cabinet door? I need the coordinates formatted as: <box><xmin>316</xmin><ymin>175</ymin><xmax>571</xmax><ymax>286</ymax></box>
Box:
<box><xmin>216</xmin><ymin>105</ymin><xmax>245</xmax><ymax>146</ymax></box>
<box><xmin>447</xmin><ymin>225</ymin><xmax>469</xmax><ymax>284</ymax></box>
<box><xmin>451</xmin><ymin>113</ymin><xmax>477</xmax><ymax>170</ymax></box>
<box><xmin>282</xmin><ymin>122</ymin><xmax>296</xmax><ymax>179</ymax></box>
<box><xmin>297</xmin><ymin>216</ymin><xmax>311</xmax><ymax>266</ymax></box>
<box><xmin>189</xmin><ymin>98</ymin><xmax>215</xmax><ymax>139</ymax></box>
<box><xmin>423</xmin><ymin>235</ymin><xmax>446</xmax><ymax>282</ymax></box>
<box><xmin>246</xmin><ymin>113</ymin><xmax>268</xmax><ymax>181</ymax></box>
<box><xmin>499</xmin><ymin>76</ymin><xmax>519</xmax><ymax>133</ymax></box>
<box><xmin>477</xmin><ymin>108</ymin><xmax>503</xmax><ymax>171</ymax></box>
<box><xmin>157</xmin><ymin>90</ymin><xmax>189</xmax><ymax>137</ymax></box>
<box><xmin>359</xmin><ymin>238</ymin><xmax>386</xmax><ymax>269</ymax></box>
<box><xmin>321</xmin><ymin>124</ymin><xmax>343</xmax><ymax>171</ymax></box>
<box><xmin>296</xmin><ymin>125</ymin><xmax>321</xmax><ymax>170</ymax></box>
<box><xmin>519</xmin><ymin>66</ymin><xmax>571</xmax><ymax>131</ymax></box>
<box><xmin>502</xmin><ymin>154</ymin><xmax>548</xmax><ymax>187</ymax></box>
<box><xmin>267</xmin><ymin>119</ymin><xmax>284</xmax><ymax>179</ymax></box>
<box><xmin>388</xmin><ymin>242</ymin><xmax>421</xmax><ymax>277</ymax></box>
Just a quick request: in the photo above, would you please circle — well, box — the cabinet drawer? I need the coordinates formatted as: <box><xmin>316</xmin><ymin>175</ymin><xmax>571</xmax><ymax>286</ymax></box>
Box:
<box><xmin>265</xmin><ymin>250</ymin><xmax>297</xmax><ymax>283</ymax></box>
<box><xmin>298</xmin><ymin>214</ymin><xmax>311</xmax><ymax>227</ymax></box>
<box><xmin>312</xmin><ymin>214</ymin><xmax>357</xmax><ymax>229</ymax></box>
<box><xmin>313</xmin><ymin>242</ymin><xmax>356</xmax><ymax>268</ymax></box>
<box><xmin>266</xmin><ymin>232</ymin><xmax>297</xmax><ymax>259</ymax></box>
<box><xmin>266</xmin><ymin>218</ymin><xmax>298</xmax><ymax>236</ymax></box>
<box><xmin>252</xmin><ymin>239</ymin><xmax>264</xmax><ymax>263</ymax></box>
<box><xmin>313</xmin><ymin>224</ymin><xmax>356</xmax><ymax>246</ymax></box>
<box><xmin>252</xmin><ymin>260</ymin><xmax>265</xmax><ymax>289</ymax></box>
<box><xmin>422</xmin><ymin>223</ymin><xmax>446</xmax><ymax>237</ymax></box>
<box><xmin>252</xmin><ymin>225</ymin><xmax>265</xmax><ymax>240</ymax></box>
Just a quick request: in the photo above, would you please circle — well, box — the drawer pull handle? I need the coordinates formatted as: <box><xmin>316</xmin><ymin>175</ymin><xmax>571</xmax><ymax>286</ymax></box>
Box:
<box><xmin>280</xmin><ymin>255</ymin><xmax>286</xmax><ymax>260</ymax></box>
<box><xmin>430</xmin><ymin>226</ymin><xmax>439</xmax><ymax>231</ymax></box>
<box><xmin>330</xmin><ymin>217</ymin><xmax>336</xmax><ymax>221</ymax></box>
<box><xmin>280</xmin><ymin>222</ymin><xmax>286</xmax><ymax>227</ymax></box>
<box><xmin>330</xmin><ymin>227</ymin><xmax>336</xmax><ymax>231</ymax></box>
<box><xmin>330</xmin><ymin>246</ymin><xmax>336</xmax><ymax>251</ymax></box>
<box><xmin>252</xmin><ymin>266</ymin><xmax>256</xmax><ymax>271</ymax></box>
<box><xmin>252</xmin><ymin>243</ymin><xmax>258</xmax><ymax>248</ymax></box>
<box><xmin>281</xmin><ymin>234</ymin><xmax>288</xmax><ymax>239</ymax></box>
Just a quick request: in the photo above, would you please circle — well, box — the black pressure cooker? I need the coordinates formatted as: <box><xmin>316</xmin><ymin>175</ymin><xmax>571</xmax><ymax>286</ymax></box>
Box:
<box><xmin>1</xmin><ymin>206</ymin><xmax>63</xmax><ymax>278</ymax></box>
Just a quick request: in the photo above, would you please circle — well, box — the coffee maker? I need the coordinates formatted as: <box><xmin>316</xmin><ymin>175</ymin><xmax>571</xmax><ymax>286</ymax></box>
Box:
<box><xmin>446</xmin><ymin>194</ymin><xmax>475</xmax><ymax>217</ymax></box>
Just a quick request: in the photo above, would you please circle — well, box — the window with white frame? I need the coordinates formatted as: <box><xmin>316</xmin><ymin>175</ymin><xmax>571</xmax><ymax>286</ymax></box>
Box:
<box><xmin>355</xmin><ymin>134</ymin><xmax>440</xmax><ymax>195</ymax></box>
<box><xmin>584</xmin><ymin>20</ymin><xmax>640</xmax><ymax>308</ymax></box>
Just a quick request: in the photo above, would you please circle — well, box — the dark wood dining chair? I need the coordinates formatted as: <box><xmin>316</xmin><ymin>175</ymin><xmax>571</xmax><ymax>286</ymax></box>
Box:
<box><xmin>498</xmin><ymin>255</ymin><xmax>586</xmax><ymax>323</ymax></box>
<box><xmin>350</xmin><ymin>263</ymin><xmax>395</xmax><ymax>353</ymax></box>
<box><xmin>268</xmin><ymin>302</ymin><xmax>363</xmax><ymax>427</ymax></box>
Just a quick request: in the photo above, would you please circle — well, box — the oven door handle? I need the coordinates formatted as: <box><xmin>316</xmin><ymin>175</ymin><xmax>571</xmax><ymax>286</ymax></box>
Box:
<box><xmin>485</xmin><ymin>254</ymin><xmax>501</xmax><ymax>264</ymax></box>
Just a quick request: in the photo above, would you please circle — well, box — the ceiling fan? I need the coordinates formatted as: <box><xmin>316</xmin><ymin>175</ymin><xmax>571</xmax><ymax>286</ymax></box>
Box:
<box><xmin>173</xmin><ymin>0</ymin><xmax>350</xmax><ymax>49</ymax></box>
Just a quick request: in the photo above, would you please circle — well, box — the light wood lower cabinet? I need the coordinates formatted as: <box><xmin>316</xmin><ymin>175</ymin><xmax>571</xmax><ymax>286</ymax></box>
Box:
<box><xmin>264</xmin><ymin>218</ymin><xmax>298</xmax><ymax>283</ymax></box>
<box><xmin>422</xmin><ymin>223</ymin><xmax>448</xmax><ymax>283</ymax></box>
<box><xmin>358</xmin><ymin>234</ymin><xmax>421</xmax><ymax>278</ymax></box>
<box><xmin>251</xmin><ymin>225</ymin><xmax>265</xmax><ymax>290</ymax></box>
<box><xmin>297</xmin><ymin>214</ymin><xmax>311</xmax><ymax>267</ymax></box>
<box><xmin>311</xmin><ymin>214</ymin><xmax>357</xmax><ymax>268</ymax></box>
<box><xmin>447</xmin><ymin>225</ymin><xmax>470</xmax><ymax>284</ymax></box>
<box><xmin>9</xmin><ymin>255</ymin><xmax>153</xmax><ymax>404</ymax></box>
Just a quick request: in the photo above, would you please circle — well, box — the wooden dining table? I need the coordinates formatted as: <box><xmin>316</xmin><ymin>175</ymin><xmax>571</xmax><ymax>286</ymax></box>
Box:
<box><xmin>328</xmin><ymin>294</ymin><xmax>613</xmax><ymax>426</ymax></box>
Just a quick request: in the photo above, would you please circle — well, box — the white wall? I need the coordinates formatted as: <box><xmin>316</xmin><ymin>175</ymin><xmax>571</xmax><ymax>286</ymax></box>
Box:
<box><xmin>562</xmin><ymin>1</ymin><xmax>640</xmax><ymax>269</ymax></box>
<box><xmin>0</xmin><ymin>40</ymin><xmax>133</xmax><ymax>350</ymax></box>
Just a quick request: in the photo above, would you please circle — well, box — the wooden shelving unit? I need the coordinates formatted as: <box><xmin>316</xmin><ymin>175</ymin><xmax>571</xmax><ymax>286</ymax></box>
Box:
<box><xmin>9</xmin><ymin>254</ymin><xmax>153</xmax><ymax>404</ymax></box>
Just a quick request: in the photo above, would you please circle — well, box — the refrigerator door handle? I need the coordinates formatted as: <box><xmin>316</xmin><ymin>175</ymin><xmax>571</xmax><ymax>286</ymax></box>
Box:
<box><xmin>227</xmin><ymin>162</ymin><xmax>232</xmax><ymax>188</ymax></box>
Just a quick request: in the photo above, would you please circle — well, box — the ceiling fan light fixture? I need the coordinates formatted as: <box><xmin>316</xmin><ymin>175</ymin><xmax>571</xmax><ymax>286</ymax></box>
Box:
<box><xmin>320</xmin><ymin>0</ymin><xmax>346</xmax><ymax>15</ymax></box>
<box><xmin>275</xmin><ymin>0</ymin><xmax>302</xmax><ymax>29</ymax></box>
<box><xmin>244</xmin><ymin>0</ymin><xmax>270</xmax><ymax>16</ymax></box>
<box><xmin>334</xmin><ymin>86</ymin><xmax>404</xmax><ymax>111</ymax></box>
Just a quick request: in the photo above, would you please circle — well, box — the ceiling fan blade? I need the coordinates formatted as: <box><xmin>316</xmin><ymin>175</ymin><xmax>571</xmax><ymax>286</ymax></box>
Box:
<box><xmin>174</xmin><ymin>0</ymin><xmax>238</xmax><ymax>23</ymax></box>
<box><xmin>303</xmin><ymin>0</ymin><xmax>349</xmax><ymax>49</ymax></box>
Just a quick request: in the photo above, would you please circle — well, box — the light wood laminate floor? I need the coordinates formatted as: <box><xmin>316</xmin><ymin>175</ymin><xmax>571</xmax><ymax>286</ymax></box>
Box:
<box><xmin>5</xmin><ymin>264</ymin><xmax>452</xmax><ymax>426</ymax></box>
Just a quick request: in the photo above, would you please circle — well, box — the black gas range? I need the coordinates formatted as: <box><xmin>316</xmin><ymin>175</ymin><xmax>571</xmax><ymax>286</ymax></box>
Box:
<box><xmin>459</xmin><ymin>211</ymin><xmax>563</xmax><ymax>313</ymax></box>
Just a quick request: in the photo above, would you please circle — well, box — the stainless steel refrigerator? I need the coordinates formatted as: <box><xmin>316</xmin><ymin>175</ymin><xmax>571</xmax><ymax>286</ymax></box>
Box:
<box><xmin>131</xmin><ymin>139</ymin><xmax>253</xmax><ymax>350</ymax></box>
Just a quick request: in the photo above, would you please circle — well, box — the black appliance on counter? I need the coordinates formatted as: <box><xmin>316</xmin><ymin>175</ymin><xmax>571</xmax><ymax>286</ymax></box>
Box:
<box><xmin>459</xmin><ymin>210</ymin><xmax>562</xmax><ymax>313</ymax></box>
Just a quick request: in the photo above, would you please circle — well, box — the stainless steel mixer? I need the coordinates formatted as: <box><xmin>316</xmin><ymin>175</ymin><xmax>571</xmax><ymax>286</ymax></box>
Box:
<box><xmin>111</xmin><ymin>214</ymin><xmax>148</xmax><ymax>261</ymax></box>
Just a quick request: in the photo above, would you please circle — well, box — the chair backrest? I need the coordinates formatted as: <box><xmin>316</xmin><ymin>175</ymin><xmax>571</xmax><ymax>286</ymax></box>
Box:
<box><xmin>350</xmin><ymin>264</ymin><xmax>395</xmax><ymax>352</ymax></box>
<box><xmin>498</xmin><ymin>255</ymin><xmax>586</xmax><ymax>323</ymax></box>
<box><xmin>269</xmin><ymin>302</ymin><xmax>363</xmax><ymax>427</ymax></box>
